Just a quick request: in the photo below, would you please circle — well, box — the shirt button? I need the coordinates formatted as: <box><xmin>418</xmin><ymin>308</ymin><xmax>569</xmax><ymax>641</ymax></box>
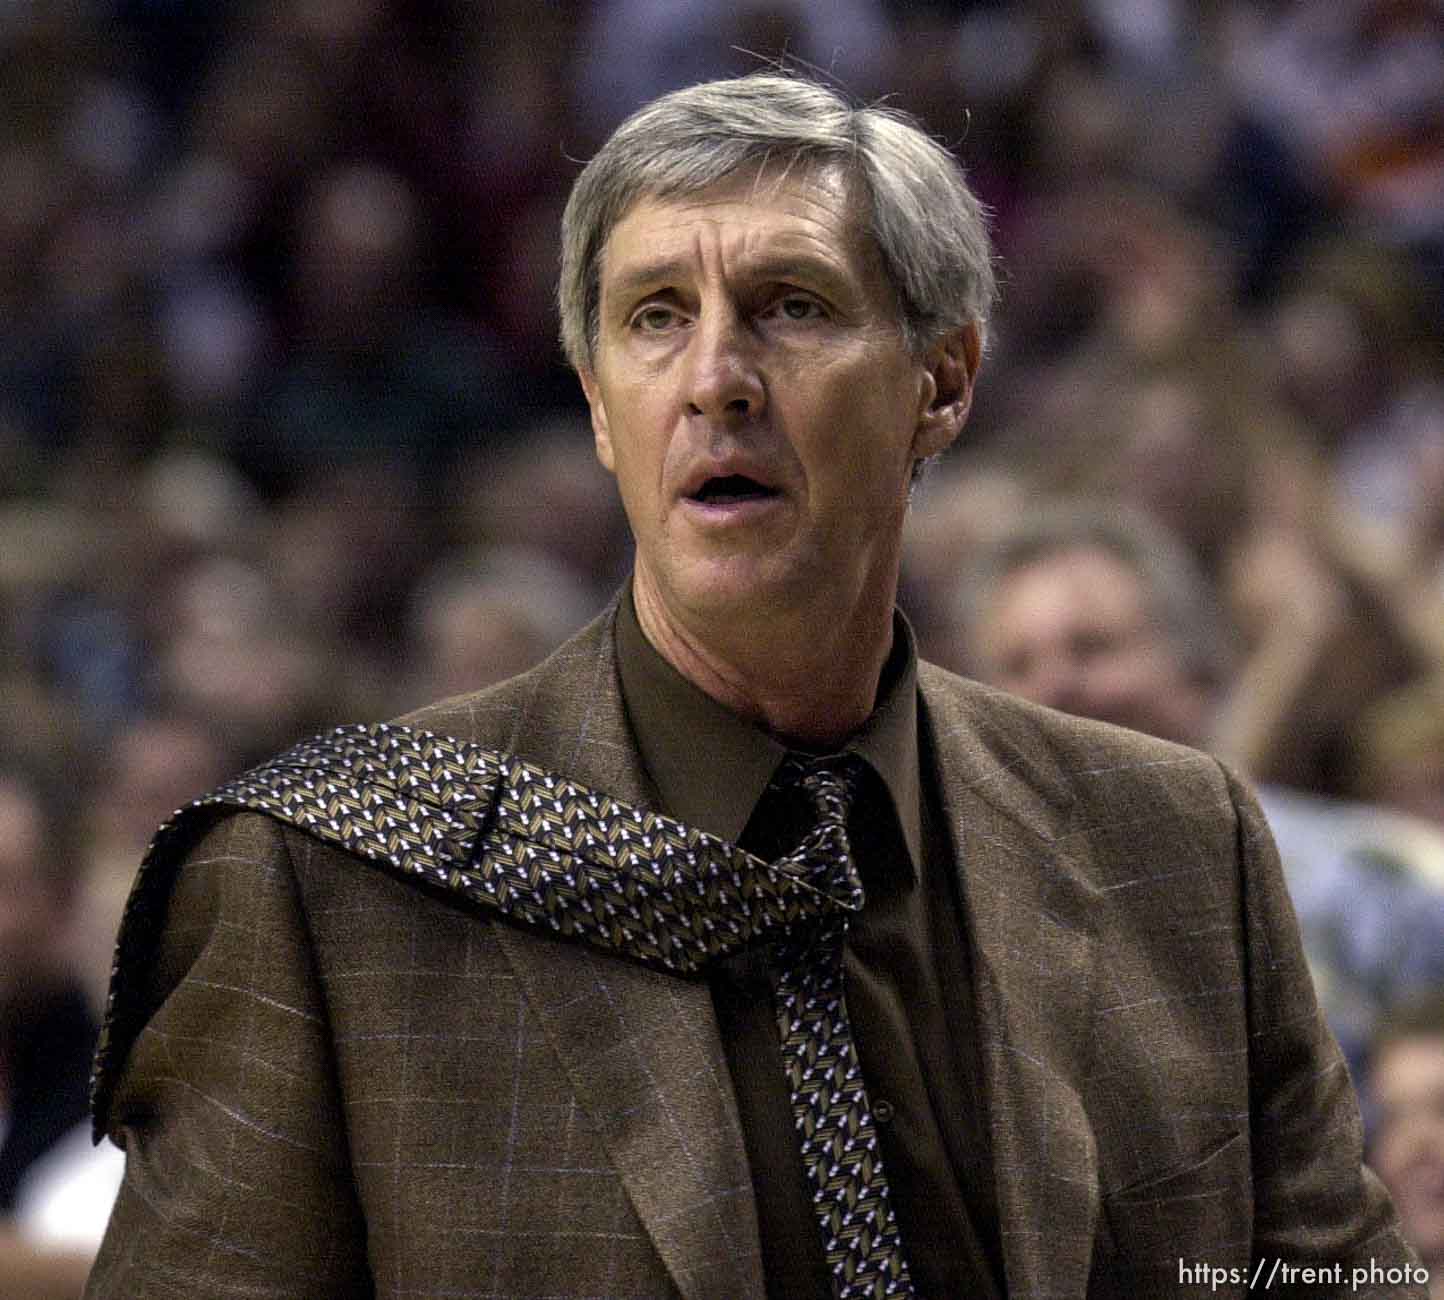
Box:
<box><xmin>873</xmin><ymin>1099</ymin><xmax>895</xmax><ymax>1123</ymax></box>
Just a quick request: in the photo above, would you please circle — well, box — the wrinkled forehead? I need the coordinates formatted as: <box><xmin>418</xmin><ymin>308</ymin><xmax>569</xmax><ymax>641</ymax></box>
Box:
<box><xmin>600</xmin><ymin>155</ymin><xmax>863</xmax><ymax>256</ymax></box>
<box><xmin>593</xmin><ymin>159</ymin><xmax>898</xmax><ymax>319</ymax></box>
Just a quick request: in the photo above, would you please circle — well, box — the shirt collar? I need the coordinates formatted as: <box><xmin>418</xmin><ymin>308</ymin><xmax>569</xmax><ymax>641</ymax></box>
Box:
<box><xmin>614</xmin><ymin>580</ymin><xmax>923</xmax><ymax>876</ymax></box>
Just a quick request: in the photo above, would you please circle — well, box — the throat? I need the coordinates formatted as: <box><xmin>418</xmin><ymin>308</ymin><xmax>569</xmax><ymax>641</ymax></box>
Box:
<box><xmin>631</xmin><ymin>578</ymin><xmax>893</xmax><ymax>750</ymax></box>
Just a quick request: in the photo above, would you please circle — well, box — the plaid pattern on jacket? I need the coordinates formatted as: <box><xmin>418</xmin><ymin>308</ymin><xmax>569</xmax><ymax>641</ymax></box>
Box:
<box><xmin>85</xmin><ymin>599</ymin><xmax>1422</xmax><ymax>1299</ymax></box>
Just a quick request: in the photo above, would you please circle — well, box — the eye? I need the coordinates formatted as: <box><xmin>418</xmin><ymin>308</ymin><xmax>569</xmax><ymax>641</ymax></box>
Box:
<box><xmin>630</xmin><ymin>303</ymin><xmax>682</xmax><ymax>333</ymax></box>
<box><xmin>767</xmin><ymin>293</ymin><xmax>825</xmax><ymax>322</ymax></box>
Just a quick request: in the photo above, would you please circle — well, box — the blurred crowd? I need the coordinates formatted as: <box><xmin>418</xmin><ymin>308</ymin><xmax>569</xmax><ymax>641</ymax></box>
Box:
<box><xmin>1</xmin><ymin>0</ymin><xmax>1442</xmax><ymax>1291</ymax></box>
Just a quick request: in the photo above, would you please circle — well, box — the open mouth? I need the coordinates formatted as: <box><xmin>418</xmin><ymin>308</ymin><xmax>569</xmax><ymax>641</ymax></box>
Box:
<box><xmin>688</xmin><ymin>474</ymin><xmax>779</xmax><ymax>505</ymax></box>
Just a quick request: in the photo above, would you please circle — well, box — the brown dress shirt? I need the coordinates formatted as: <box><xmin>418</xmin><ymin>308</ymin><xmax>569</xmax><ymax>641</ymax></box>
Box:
<box><xmin>615</xmin><ymin>594</ymin><xmax>1006</xmax><ymax>1299</ymax></box>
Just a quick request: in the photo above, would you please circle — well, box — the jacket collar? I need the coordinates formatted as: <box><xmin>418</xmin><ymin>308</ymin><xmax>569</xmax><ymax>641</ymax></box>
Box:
<box><xmin>494</xmin><ymin>613</ymin><xmax>1104</xmax><ymax>1299</ymax></box>
<box><xmin>101</xmin><ymin>597</ymin><xmax>1105</xmax><ymax>1300</ymax></box>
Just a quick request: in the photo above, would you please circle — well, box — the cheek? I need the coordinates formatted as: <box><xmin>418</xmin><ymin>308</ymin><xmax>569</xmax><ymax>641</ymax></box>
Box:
<box><xmin>1107</xmin><ymin>648</ymin><xmax>1177</xmax><ymax>697</ymax></box>
<box><xmin>812</xmin><ymin>365</ymin><xmax>917</xmax><ymax>474</ymax></box>
<box><xmin>821</xmin><ymin>432</ymin><xmax>914</xmax><ymax>529</ymax></box>
<box><xmin>607</xmin><ymin>406</ymin><xmax>675</xmax><ymax>494</ymax></box>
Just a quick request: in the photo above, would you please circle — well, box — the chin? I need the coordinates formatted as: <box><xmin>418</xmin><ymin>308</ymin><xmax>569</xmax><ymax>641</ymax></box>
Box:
<box><xmin>676</xmin><ymin>555</ymin><xmax>799</xmax><ymax>609</ymax></box>
<box><xmin>686</xmin><ymin>576</ymin><xmax>786</xmax><ymax>619</ymax></box>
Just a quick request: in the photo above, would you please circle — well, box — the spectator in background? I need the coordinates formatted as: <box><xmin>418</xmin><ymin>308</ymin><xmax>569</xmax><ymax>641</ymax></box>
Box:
<box><xmin>0</xmin><ymin>10</ymin><xmax>1431</xmax><ymax>1294</ymax></box>
<box><xmin>394</xmin><ymin>544</ymin><xmax>601</xmax><ymax>713</ymax></box>
<box><xmin>235</xmin><ymin>162</ymin><xmax>519</xmax><ymax>495</ymax></box>
<box><xmin>0</xmin><ymin>769</ymin><xmax>91</xmax><ymax>1210</ymax></box>
<box><xmin>1267</xmin><ymin>236</ymin><xmax>1444</xmax><ymax>537</ymax></box>
<box><xmin>151</xmin><ymin>553</ymin><xmax>336</xmax><ymax>762</ymax></box>
<box><xmin>572</xmin><ymin>0</ymin><xmax>889</xmax><ymax>130</ymax></box>
<box><xmin>82</xmin><ymin>70</ymin><xmax>1421</xmax><ymax>1298</ymax></box>
<box><xmin>1216</xmin><ymin>482</ymin><xmax>1444</xmax><ymax>800</ymax></box>
<box><xmin>1354</xmin><ymin>676</ymin><xmax>1444</xmax><ymax>833</ymax></box>
<box><xmin>1224</xmin><ymin>0</ymin><xmax>1444</xmax><ymax>271</ymax></box>
<box><xmin>0</xmin><ymin>767</ymin><xmax>120</xmax><ymax>1299</ymax></box>
<box><xmin>71</xmin><ymin>714</ymin><xmax>234</xmax><ymax>1016</ymax></box>
<box><xmin>451</xmin><ymin>417</ymin><xmax>633</xmax><ymax>590</ymax></box>
<box><xmin>1366</xmin><ymin>993</ymin><xmax>1444</xmax><ymax>1299</ymax></box>
<box><xmin>939</xmin><ymin>270</ymin><xmax>1443</xmax><ymax>802</ymax></box>
<box><xmin>949</xmin><ymin>500</ymin><xmax>1444</xmax><ymax>1071</ymax></box>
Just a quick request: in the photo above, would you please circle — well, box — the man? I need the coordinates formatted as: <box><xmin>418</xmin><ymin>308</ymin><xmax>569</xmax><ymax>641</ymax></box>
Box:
<box><xmin>87</xmin><ymin>74</ymin><xmax>1421</xmax><ymax>1298</ymax></box>
<box><xmin>951</xmin><ymin>501</ymin><xmax>1444</xmax><ymax>1078</ymax></box>
<box><xmin>1366</xmin><ymin>995</ymin><xmax>1444</xmax><ymax>1299</ymax></box>
<box><xmin>948</xmin><ymin>501</ymin><xmax>1228</xmax><ymax>748</ymax></box>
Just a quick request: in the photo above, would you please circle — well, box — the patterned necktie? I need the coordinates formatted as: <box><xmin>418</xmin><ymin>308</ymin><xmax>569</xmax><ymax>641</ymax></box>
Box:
<box><xmin>96</xmin><ymin>725</ymin><xmax>876</xmax><ymax>1122</ymax></box>
<box><xmin>95</xmin><ymin>723</ymin><xmax>913</xmax><ymax>1300</ymax></box>
<box><xmin>769</xmin><ymin>754</ymin><xmax>915</xmax><ymax>1299</ymax></box>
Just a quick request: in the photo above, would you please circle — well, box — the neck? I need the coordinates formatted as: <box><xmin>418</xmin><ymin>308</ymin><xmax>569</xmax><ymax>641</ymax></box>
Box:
<box><xmin>632</xmin><ymin>573</ymin><xmax>894</xmax><ymax>750</ymax></box>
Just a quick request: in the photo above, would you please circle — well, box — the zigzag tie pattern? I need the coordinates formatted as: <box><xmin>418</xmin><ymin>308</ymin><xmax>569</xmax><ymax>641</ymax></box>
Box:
<box><xmin>771</xmin><ymin>755</ymin><xmax>915</xmax><ymax>1299</ymax></box>
<box><xmin>92</xmin><ymin>724</ymin><xmax>917</xmax><ymax>1297</ymax></box>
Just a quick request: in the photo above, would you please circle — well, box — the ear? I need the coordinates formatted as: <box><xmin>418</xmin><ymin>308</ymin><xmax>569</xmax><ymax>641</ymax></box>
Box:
<box><xmin>911</xmin><ymin>321</ymin><xmax>982</xmax><ymax>462</ymax></box>
<box><xmin>578</xmin><ymin>369</ymin><xmax>616</xmax><ymax>473</ymax></box>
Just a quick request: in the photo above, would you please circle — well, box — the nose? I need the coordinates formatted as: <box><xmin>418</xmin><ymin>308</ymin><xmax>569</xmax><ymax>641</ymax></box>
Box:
<box><xmin>684</xmin><ymin>305</ymin><xmax>764</xmax><ymax>424</ymax></box>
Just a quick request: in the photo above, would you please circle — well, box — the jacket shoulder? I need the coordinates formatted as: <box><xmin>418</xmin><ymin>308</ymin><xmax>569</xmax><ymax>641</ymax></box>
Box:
<box><xmin>396</xmin><ymin>600</ymin><xmax>626</xmax><ymax>769</ymax></box>
<box><xmin>916</xmin><ymin>659</ymin><xmax>1231</xmax><ymax>805</ymax></box>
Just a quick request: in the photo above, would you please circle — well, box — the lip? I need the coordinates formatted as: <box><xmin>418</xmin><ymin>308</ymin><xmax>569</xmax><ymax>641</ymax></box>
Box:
<box><xmin>679</xmin><ymin>493</ymin><xmax>785</xmax><ymax>527</ymax></box>
<box><xmin>678</xmin><ymin>458</ymin><xmax>782</xmax><ymax>502</ymax></box>
<box><xmin>675</xmin><ymin>459</ymin><xmax>790</xmax><ymax>527</ymax></box>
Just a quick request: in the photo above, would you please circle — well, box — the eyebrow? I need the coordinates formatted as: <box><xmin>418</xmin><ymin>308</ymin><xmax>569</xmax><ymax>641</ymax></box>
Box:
<box><xmin>602</xmin><ymin>260</ymin><xmax>692</xmax><ymax>309</ymax></box>
<box><xmin>601</xmin><ymin>249</ymin><xmax>852</xmax><ymax>312</ymax></box>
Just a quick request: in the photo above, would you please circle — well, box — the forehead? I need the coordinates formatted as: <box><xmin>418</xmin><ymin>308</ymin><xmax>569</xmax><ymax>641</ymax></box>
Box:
<box><xmin>1001</xmin><ymin>546</ymin><xmax>1148</xmax><ymax>616</ymax></box>
<box><xmin>1375</xmin><ymin>1037</ymin><xmax>1444</xmax><ymax>1099</ymax></box>
<box><xmin>597</xmin><ymin>163</ymin><xmax>883</xmax><ymax>299</ymax></box>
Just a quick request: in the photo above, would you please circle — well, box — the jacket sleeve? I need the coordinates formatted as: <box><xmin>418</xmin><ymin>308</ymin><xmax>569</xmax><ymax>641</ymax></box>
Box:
<box><xmin>84</xmin><ymin>813</ymin><xmax>374</xmax><ymax>1300</ymax></box>
<box><xmin>1225</xmin><ymin>763</ymin><xmax>1428</xmax><ymax>1298</ymax></box>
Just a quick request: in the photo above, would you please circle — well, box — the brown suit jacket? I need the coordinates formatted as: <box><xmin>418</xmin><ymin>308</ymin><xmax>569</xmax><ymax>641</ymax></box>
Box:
<box><xmin>85</xmin><ymin>604</ymin><xmax>1422</xmax><ymax>1299</ymax></box>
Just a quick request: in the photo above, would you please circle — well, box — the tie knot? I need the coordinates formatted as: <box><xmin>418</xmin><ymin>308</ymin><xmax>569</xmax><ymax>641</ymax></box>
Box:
<box><xmin>770</xmin><ymin>753</ymin><xmax>866</xmax><ymax>913</ymax></box>
<box><xmin>774</xmin><ymin>752</ymin><xmax>864</xmax><ymax>823</ymax></box>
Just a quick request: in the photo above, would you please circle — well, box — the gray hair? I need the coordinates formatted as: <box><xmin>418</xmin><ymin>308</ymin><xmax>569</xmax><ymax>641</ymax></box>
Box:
<box><xmin>955</xmin><ymin>501</ymin><xmax>1235</xmax><ymax>688</ymax></box>
<box><xmin>558</xmin><ymin>72</ymin><xmax>996</xmax><ymax>371</ymax></box>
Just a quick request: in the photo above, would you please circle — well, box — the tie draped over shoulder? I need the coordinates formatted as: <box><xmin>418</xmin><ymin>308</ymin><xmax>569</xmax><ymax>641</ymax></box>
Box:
<box><xmin>83</xmin><ymin>604</ymin><xmax>1427</xmax><ymax>1300</ymax></box>
<box><xmin>93</xmin><ymin>723</ymin><xmax>863</xmax><ymax>1137</ymax></box>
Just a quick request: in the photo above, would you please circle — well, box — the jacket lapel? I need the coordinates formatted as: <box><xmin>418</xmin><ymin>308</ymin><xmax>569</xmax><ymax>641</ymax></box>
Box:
<box><xmin>498</xmin><ymin>636</ymin><xmax>1109</xmax><ymax>1298</ymax></box>
<box><xmin>484</xmin><ymin>609</ymin><xmax>767</xmax><ymax>1300</ymax></box>
<box><xmin>921</xmin><ymin>670</ymin><xmax>1102</xmax><ymax>1298</ymax></box>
